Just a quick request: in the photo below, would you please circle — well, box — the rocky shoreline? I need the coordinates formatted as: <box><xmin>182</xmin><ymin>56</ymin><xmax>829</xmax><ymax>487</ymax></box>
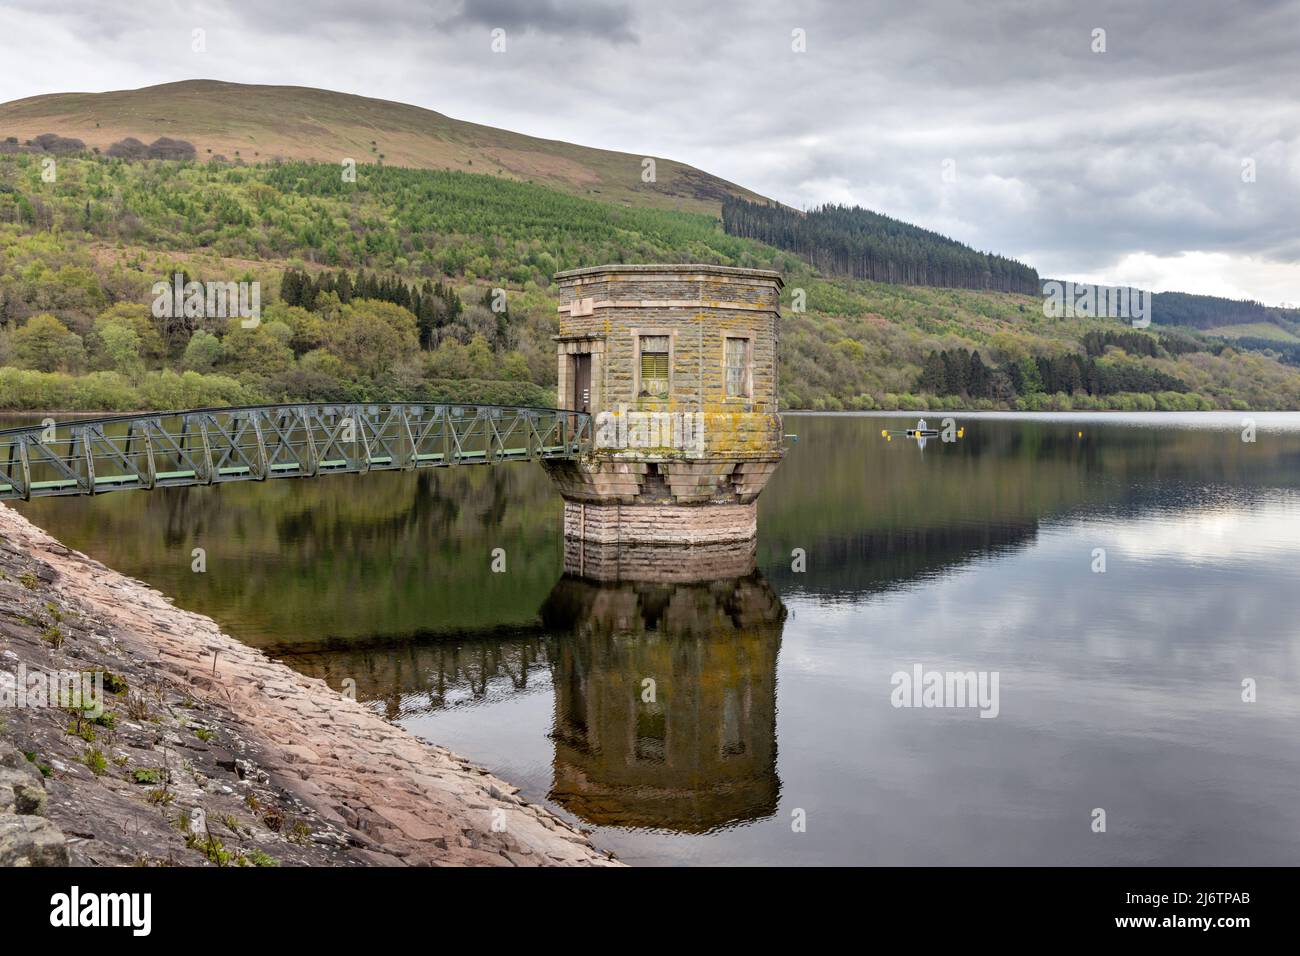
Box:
<box><xmin>0</xmin><ymin>504</ymin><xmax>619</xmax><ymax>867</ymax></box>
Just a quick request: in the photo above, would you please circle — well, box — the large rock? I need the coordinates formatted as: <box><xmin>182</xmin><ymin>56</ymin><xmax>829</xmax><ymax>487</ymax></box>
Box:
<box><xmin>0</xmin><ymin>816</ymin><xmax>69</xmax><ymax>866</ymax></box>
<box><xmin>0</xmin><ymin>744</ymin><xmax>50</xmax><ymax>816</ymax></box>
<box><xmin>0</xmin><ymin>768</ymin><xmax>47</xmax><ymax>816</ymax></box>
<box><xmin>0</xmin><ymin>744</ymin><xmax>43</xmax><ymax>777</ymax></box>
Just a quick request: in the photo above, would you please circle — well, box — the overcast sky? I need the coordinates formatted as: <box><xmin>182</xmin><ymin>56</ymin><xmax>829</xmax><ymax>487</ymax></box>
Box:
<box><xmin>3</xmin><ymin>0</ymin><xmax>1298</xmax><ymax>304</ymax></box>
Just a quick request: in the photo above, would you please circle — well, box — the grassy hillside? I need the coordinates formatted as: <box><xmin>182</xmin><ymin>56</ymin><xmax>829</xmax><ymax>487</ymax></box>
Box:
<box><xmin>0</xmin><ymin>80</ymin><xmax>765</xmax><ymax>215</ymax></box>
<box><xmin>1208</xmin><ymin>322</ymin><xmax>1300</xmax><ymax>343</ymax></box>
<box><xmin>1</xmin><ymin>151</ymin><xmax>1299</xmax><ymax>412</ymax></box>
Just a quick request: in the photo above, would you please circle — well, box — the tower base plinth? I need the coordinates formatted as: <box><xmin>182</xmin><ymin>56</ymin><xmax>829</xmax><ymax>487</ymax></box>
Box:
<box><xmin>561</xmin><ymin>500</ymin><xmax>756</xmax><ymax>546</ymax></box>
<box><xmin>562</xmin><ymin>537</ymin><xmax>757</xmax><ymax>581</ymax></box>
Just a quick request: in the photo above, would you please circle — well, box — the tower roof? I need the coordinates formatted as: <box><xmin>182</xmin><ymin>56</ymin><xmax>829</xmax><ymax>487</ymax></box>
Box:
<box><xmin>554</xmin><ymin>263</ymin><xmax>783</xmax><ymax>288</ymax></box>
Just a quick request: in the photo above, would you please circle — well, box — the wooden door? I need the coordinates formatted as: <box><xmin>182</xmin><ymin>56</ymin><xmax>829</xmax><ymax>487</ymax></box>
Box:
<box><xmin>572</xmin><ymin>354</ymin><xmax>591</xmax><ymax>413</ymax></box>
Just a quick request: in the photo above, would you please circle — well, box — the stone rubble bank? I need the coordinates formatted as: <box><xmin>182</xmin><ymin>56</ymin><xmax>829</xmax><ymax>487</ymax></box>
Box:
<box><xmin>0</xmin><ymin>503</ymin><xmax>619</xmax><ymax>867</ymax></box>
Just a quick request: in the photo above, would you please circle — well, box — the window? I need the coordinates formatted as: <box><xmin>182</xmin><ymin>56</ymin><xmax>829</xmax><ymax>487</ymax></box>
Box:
<box><xmin>634</xmin><ymin>705</ymin><xmax>667</xmax><ymax>764</ymax></box>
<box><xmin>639</xmin><ymin>335</ymin><xmax>670</xmax><ymax>399</ymax></box>
<box><xmin>725</xmin><ymin>336</ymin><xmax>752</xmax><ymax>398</ymax></box>
<box><xmin>721</xmin><ymin>688</ymin><xmax>746</xmax><ymax>757</ymax></box>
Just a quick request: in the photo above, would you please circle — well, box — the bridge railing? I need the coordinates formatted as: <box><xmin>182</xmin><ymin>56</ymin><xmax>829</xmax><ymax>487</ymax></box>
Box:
<box><xmin>0</xmin><ymin>403</ymin><xmax>592</xmax><ymax>501</ymax></box>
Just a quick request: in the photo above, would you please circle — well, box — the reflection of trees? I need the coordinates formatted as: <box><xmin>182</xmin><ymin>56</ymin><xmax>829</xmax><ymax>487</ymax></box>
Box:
<box><xmin>17</xmin><ymin>463</ymin><xmax>564</xmax><ymax>644</ymax></box>
<box><xmin>764</xmin><ymin>521</ymin><xmax>1039</xmax><ymax>598</ymax></box>
<box><xmin>273</xmin><ymin>468</ymin><xmax>464</xmax><ymax>548</ymax></box>
<box><xmin>161</xmin><ymin>485</ymin><xmax>198</xmax><ymax>550</ymax></box>
<box><xmin>764</xmin><ymin>416</ymin><xmax>1300</xmax><ymax>541</ymax></box>
<box><xmin>760</xmin><ymin>415</ymin><xmax>1300</xmax><ymax>598</ymax></box>
<box><xmin>477</xmin><ymin>467</ymin><xmax>512</xmax><ymax>531</ymax></box>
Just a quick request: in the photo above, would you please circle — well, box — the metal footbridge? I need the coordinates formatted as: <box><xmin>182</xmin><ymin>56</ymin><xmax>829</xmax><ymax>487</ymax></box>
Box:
<box><xmin>0</xmin><ymin>403</ymin><xmax>592</xmax><ymax>501</ymax></box>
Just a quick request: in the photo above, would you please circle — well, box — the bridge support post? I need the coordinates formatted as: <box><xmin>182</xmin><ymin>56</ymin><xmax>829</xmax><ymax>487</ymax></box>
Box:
<box><xmin>197</xmin><ymin>418</ymin><xmax>215</xmax><ymax>484</ymax></box>
<box><xmin>17</xmin><ymin>435</ymin><xmax>31</xmax><ymax>501</ymax></box>
<box><xmin>142</xmin><ymin>422</ymin><xmax>157</xmax><ymax>489</ymax></box>
<box><xmin>301</xmin><ymin>408</ymin><xmax>319</xmax><ymax>476</ymax></box>
<box><xmin>82</xmin><ymin>427</ymin><xmax>97</xmax><ymax>495</ymax></box>
<box><xmin>250</xmin><ymin>414</ymin><xmax>269</xmax><ymax>480</ymax></box>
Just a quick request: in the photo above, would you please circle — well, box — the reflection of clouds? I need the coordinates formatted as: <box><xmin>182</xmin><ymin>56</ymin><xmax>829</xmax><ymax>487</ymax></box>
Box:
<box><xmin>767</xmin><ymin>498</ymin><xmax>1300</xmax><ymax>864</ymax></box>
<box><xmin>814</xmin><ymin>501</ymin><xmax>1300</xmax><ymax>671</ymax></box>
<box><xmin>1081</xmin><ymin>500</ymin><xmax>1300</xmax><ymax>566</ymax></box>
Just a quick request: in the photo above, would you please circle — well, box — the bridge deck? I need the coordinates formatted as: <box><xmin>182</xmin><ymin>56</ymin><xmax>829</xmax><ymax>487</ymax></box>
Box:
<box><xmin>0</xmin><ymin>403</ymin><xmax>591</xmax><ymax>501</ymax></box>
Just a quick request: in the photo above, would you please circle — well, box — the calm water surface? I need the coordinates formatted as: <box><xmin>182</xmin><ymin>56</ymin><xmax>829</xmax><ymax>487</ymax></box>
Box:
<box><xmin>12</xmin><ymin>411</ymin><xmax>1300</xmax><ymax>865</ymax></box>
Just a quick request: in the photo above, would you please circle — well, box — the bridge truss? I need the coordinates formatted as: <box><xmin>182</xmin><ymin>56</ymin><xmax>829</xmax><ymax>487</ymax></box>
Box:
<box><xmin>0</xmin><ymin>403</ymin><xmax>592</xmax><ymax>501</ymax></box>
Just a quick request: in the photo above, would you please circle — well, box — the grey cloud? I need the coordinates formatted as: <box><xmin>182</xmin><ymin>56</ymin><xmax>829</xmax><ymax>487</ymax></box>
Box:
<box><xmin>435</xmin><ymin>0</ymin><xmax>638</xmax><ymax>42</ymax></box>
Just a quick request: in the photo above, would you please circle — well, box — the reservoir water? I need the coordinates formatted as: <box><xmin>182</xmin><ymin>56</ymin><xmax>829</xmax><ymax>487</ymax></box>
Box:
<box><xmin>13</xmin><ymin>411</ymin><xmax>1300</xmax><ymax>865</ymax></box>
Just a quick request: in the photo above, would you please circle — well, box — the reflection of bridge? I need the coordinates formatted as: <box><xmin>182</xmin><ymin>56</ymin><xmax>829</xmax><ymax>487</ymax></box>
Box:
<box><xmin>0</xmin><ymin>403</ymin><xmax>592</xmax><ymax>500</ymax></box>
<box><xmin>282</xmin><ymin>569</ymin><xmax>787</xmax><ymax>834</ymax></box>
<box><xmin>284</xmin><ymin>631</ymin><xmax>556</xmax><ymax>721</ymax></box>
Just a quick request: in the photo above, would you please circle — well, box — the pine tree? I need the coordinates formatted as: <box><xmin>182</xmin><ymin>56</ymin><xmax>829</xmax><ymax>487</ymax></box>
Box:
<box><xmin>919</xmin><ymin>351</ymin><xmax>946</xmax><ymax>394</ymax></box>
<box><xmin>968</xmin><ymin>350</ymin><xmax>990</xmax><ymax>398</ymax></box>
<box><xmin>417</xmin><ymin>294</ymin><xmax>438</xmax><ymax>350</ymax></box>
<box><xmin>941</xmin><ymin>351</ymin><xmax>967</xmax><ymax>395</ymax></box>
<box><xmin>280</xmin><ymin>269</ymin><xmax>301</xmax><ymax>307</ymax></box>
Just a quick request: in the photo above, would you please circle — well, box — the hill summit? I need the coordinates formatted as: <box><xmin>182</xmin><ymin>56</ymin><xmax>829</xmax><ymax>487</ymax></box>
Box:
<box><xmin>0</xmin><ymin>79</ymin><xmax>763</xmax><ymax>214</ymax></box>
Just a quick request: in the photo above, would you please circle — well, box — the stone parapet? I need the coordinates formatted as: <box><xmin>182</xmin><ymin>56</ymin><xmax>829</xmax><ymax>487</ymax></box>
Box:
<box><xmin>543</xmin><ymin>456</ymin><xmax>781</xmax><ymax>508</ymax></box>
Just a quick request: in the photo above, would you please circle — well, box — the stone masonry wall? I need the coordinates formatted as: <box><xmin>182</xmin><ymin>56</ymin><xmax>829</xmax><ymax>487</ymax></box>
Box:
<box><xmin>561</xmin><ymin>538</ymin><xmax>758</xmax><ymax>582</ymax></box>
<box><xmin>561</xmin><ymin>500</ymin><xmax>757</xmax><ymax>545</ymax></box>
<box><xmin>548</xmin><ymin>265</ymin><xmax>786</xmax><ymax>544</ymax></box>
<box><xmin>555</xmin><ymin>266</ymin><xmax>782</xmax><ymax>424</ymax></box>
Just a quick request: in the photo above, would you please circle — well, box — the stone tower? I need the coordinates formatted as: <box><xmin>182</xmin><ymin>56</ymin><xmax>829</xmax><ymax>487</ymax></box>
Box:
<box><xmin>542</xmin><ymin>264</ymin><xmax>785</xmax><ymax>545</ymax></box>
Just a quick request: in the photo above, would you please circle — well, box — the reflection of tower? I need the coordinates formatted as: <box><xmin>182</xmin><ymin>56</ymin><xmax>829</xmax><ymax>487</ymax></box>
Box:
<box><xmin>539</xmin><ymin>567</ymin><xmax>785</xmax><ymax>833</ymax></box>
